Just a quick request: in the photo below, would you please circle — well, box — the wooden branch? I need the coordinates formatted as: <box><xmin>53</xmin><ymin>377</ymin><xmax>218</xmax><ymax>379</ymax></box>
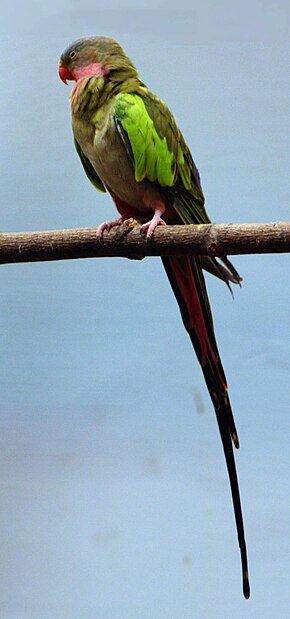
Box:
<box><xmin>0</xmin><ymin>221</ymin><xmax>289</xmax><ymax>264</ymax></box>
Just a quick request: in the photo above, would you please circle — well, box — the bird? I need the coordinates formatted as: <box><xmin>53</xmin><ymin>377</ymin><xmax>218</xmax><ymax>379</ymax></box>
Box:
<box><xmin>58</xmin><ymin>36</ymin><xmax>250</xmax><ymax>598</ymax></box>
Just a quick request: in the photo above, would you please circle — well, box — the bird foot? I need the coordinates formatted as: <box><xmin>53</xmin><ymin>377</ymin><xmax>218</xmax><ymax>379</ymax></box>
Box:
<box><xmin>96</xmin><ymin>217</ymin><xmax>124</xmax><ymax>240</ymax></box>
<box><xmin>140</xmin><ymin>213</ymin><xmax>166</xmax><ymax>241</ymax></box>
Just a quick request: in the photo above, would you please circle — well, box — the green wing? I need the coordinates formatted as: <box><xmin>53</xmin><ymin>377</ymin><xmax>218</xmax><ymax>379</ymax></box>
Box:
<box><xmin>114</xmin><ymin>92</ymin><xmax>241</xmax><ymax>284</ymax></box>
<box><xmin>74</xmin><ymin>138</ymin><xmax>106</xmax><ymax>193</ymax></box>
<box><xmin>114</xmin><ymin>91</ymin><xmax>210</xmax><ymax>225</ymax></box>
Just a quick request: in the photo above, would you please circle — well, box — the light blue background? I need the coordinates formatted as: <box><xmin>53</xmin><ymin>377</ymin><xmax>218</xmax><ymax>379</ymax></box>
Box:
<box><xmin>0</xmin><ymin>1</ymin><xmax>289</xmax><ymax>617</ymax></box>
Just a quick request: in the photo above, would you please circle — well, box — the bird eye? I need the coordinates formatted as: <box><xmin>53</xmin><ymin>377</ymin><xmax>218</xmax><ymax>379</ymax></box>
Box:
<box><xmin>69</xmin><ymin>50</ymin><xmax>77</xmax><ymax>59</ymax></box>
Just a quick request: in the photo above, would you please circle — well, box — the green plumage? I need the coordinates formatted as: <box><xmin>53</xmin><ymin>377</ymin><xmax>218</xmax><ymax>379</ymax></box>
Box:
<box><xmin>74</xmin><ymin>138</ymin><xmax>105</xmax><ymax>192</ymax></box>
<box><xmin>115</xmin><ymin>93</ymin><xmax>176</xmax><ymax>186</ymax></box>
<box><xmin>75</xmin><ymin>85</ymin><xmax>211</xmax><ymax>224</ymax></box>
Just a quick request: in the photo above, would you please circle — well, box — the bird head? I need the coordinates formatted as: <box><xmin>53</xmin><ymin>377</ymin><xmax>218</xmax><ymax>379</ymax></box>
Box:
<box><xmin>58</xmin><ymin>36</ymin><xmax>137</xmax><ymax>84</ymax></box>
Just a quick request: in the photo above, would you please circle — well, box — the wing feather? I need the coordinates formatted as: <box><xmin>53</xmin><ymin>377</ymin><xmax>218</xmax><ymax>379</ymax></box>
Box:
<box><xmin>113</xmin><ymin>91</ymin><xmax>241</xmax><ymax>285</ymax></box>
<box><xmin>74</xmin><ymin>139</ymin><xmax>106</xmax><ymax>193</ymax></box>
<box><xmin>113</xmin><ymin>91</ymin><xmax>210</xmax><ymax>224</ymax></box>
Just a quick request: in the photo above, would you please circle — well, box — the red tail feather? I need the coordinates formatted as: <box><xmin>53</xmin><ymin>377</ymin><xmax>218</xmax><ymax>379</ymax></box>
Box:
<box><xmin>162</xmin><ymin>255</ymin><xmax>250</xmax><ymax>599</ymax></box>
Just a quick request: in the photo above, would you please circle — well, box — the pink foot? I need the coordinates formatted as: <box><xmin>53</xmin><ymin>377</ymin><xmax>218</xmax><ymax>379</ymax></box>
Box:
<box><xmin>140</xmin><ymin>212</ymin><xmax>166</xmax><ymax>240</ymax></box>
<box><xmin>96</xmin><ymin>217</ymin><xmax>123</xmax><ymax>240</ymax></box>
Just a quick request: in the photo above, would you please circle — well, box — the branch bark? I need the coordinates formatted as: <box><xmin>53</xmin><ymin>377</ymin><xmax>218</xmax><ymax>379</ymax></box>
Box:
<box><xmin>0</xmin><ymin>221</ymin><xmax>289</xmax><ymax>264</ymax></box>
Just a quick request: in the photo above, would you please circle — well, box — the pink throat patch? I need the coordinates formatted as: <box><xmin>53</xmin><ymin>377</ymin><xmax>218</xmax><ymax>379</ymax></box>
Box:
<box><xmin>72</xmin><ymin>62</ymin><xmax>109</xmax><ymax>81</ymax></box>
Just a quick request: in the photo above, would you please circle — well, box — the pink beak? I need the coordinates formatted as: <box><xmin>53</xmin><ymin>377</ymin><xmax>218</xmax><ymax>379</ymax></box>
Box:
<box><xmin>58</xmin><ymin>61</ymin><xmax>74</xmax><ymax>84</ymax></box>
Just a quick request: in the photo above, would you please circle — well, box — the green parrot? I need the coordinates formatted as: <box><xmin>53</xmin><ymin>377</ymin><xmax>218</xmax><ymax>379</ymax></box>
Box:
<box><xmin>58</xmin><ymin>36</ymin><xmax>250</xmax><ymax>598</ymax></box>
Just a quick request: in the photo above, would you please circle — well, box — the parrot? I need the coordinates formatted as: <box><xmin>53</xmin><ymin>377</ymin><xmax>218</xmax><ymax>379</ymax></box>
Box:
<box><xmin>58</xmin><ymin>36</ymin><xmax>250</xmax><ymax>599</ymax></box>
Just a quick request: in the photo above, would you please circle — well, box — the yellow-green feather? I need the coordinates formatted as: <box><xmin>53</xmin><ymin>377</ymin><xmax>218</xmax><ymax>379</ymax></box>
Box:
<box><xmin>113</xmin><ymin>91</ymin><xmax>210</xmax><ymax>226</ymax></box>
<box><xmin>114</xmin><ymin>93</ymin><xmax>177</xmax><ymax>186</ymax></box>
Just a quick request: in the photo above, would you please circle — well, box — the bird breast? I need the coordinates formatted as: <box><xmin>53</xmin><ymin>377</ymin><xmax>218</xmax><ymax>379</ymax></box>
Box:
<box><xmin>72</xmin><ymin>101</ymin><xmax>163</xmax><ymax>215</ymax></box>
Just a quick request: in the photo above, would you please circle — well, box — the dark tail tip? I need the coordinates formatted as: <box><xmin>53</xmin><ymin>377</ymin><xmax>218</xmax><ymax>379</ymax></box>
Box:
<box><xmin>241</xmin><ymin>545</ymin><xmax>250</xmax><ymax>598</ymax></box>
<box><xmin>243</xmin><ymin>571</ymin><xmax>250</xmax><ymax>599</ymax></box>
<box><xmin>231</xmin><ymin>432</ymin><xmax>240</xmax><ymax>449</ymax></box>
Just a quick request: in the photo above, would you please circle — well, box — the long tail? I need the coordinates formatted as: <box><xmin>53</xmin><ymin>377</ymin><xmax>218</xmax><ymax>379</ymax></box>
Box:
<box><xmin>162</xmin><ymin>255</ymin><xmax>250</xmax><ymax>599</ymax></box>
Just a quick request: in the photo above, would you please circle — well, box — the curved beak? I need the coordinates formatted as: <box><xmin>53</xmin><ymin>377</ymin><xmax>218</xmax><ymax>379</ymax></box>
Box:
<box><xmin>58</xmin><ymin>60</ymin><xmax>74</xmax><ymax>84</ymax></box>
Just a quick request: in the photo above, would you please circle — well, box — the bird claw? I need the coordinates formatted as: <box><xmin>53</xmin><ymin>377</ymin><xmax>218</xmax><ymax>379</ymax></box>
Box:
<box><xmin>96</xmin><ymin>217</ymin><xmax>124</xmax><ymax>241</ymax></box>
<box><xmin>140</xmin><ymin>215</ymin><xmax>166</xmax><ymax>241</ymax></box>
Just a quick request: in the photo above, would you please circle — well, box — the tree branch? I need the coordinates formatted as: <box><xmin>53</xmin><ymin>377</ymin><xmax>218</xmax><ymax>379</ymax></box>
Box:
<box><xmin>0</xmin><ymin>221</ymin><xmax>289</xmax><ymax>264</ymax></box>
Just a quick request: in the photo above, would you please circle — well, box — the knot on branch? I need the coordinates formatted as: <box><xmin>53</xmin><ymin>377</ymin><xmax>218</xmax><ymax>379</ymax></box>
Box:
<box><xmin>204</xmin><ymin>224</ymin><xmax>220</xmax><ymax>256</ymax></box>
